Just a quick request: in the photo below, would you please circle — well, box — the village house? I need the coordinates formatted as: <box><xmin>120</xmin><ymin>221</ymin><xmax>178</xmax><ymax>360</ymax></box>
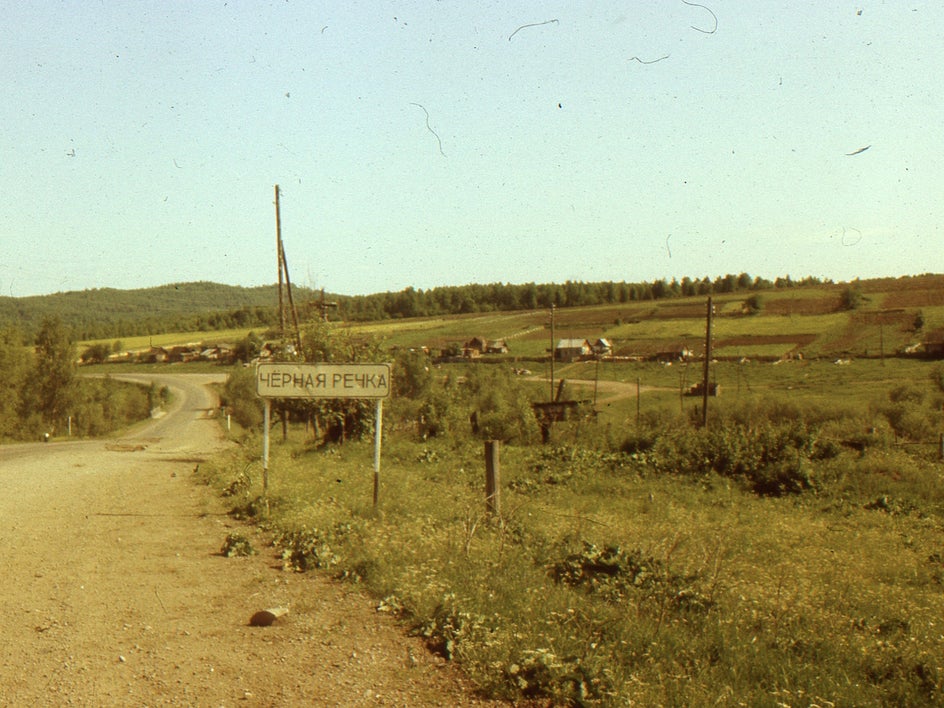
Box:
<box><xmin>140</xmin><ymin>346</ymin><xmax>169</xmax><ymax>364</ymax></box>
<box><xmin>464</xmin><ymin>336</ymin><xmax>488</xmax><ymax>355</ymax></box>
<box><xmin>591</xmin><ymin>338</ymin><xmax>612</xmax><ymax>356</ymax></box>
<box><xmin>167</xmin><ymin>345</ymin><xmax>202</xmax><ymax>363</ymax></box>
<box><xmin>555</xmin><ymin>338</ymin><xmax>591</xmax><ymax>362</ymax></box>
<box><xmin>485</xmin><ymin>339</ymin><xmax>509</xmax><ymax>354</ymax></box>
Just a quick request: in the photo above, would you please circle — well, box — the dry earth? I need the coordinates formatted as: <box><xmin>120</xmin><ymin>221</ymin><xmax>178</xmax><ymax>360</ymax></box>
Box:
<box><xmin>0</xmin><ymin>374</ymin><xmax>503</xmax><ymax>706</ymax></box>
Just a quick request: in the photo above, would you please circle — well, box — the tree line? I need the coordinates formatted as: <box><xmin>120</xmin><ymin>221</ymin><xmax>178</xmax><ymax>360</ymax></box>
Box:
<box><xmin>335</xmin><ymin>274</ymin><xmax>830</xmax><ymax>321</ymax></box>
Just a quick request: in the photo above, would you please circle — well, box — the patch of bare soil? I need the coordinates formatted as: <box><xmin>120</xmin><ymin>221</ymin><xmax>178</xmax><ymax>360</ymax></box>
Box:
<box><xmin>0</xmin><ymin>374</ymin><xmax>503</xmax><ymax>706</ymax></box>
<box><xmin>763</xmin><ymin>296</ymin><xmax>841</xmax><ymax>316</ymax></box>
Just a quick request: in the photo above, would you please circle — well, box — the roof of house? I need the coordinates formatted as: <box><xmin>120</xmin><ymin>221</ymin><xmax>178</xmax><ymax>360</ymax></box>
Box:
<box><xmin>556</xmin><ymin>338</ymin><xmax>590</xmax><ymax>349</ymax></box>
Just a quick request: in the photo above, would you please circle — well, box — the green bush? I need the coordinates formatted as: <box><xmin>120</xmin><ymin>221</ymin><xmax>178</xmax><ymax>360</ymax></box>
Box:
<box><xmin>221</xmin><ymin>366</ymin><xmax>263</xmax><ymax>430</ymax></box>
<box><xmin>649</xmin><ymin>421</ymin><xmax>816</xmax><ymax>496</ymax></box>
<box><xmin>466</xmin><ymin>366</ymin><xmax>539</xmax><ymax>443</ymax></box>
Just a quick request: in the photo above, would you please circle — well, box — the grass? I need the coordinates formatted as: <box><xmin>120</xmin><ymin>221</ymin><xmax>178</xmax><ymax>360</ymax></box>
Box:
<box><xmin>199</xmin><ymin>355</ymin><xmax>944</xmax><ymax>704</ymax></box>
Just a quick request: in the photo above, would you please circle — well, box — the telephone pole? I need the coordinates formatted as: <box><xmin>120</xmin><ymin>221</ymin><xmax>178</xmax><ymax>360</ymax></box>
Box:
<box><xmin>273</xmin><ymin>185</ymin><xmax>303</xmax><ymax>356</ymax></box>
<box><xmin>275</xmin><ymin>185</ymin><xmax>286</xmax><ymax>340</ymax></box>
<box><xmin>549</xmin><ymin>304</ymin><xmax>556</xmax><ymax>402</ymax></box>
<box><xmin>702</xmin><ymin>296</ymin><xmax>713</xmax><ymax>428</ymax></box>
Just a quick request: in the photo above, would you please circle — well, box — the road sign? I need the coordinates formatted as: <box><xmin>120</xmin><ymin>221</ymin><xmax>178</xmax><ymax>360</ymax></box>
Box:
<box><xmin>255</xmin><ymin>362</ymin><xmax>391</xmax><ymax>399</ymax></box>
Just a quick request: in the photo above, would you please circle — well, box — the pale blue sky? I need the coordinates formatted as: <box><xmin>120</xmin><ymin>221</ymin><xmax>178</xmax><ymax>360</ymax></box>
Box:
<box><xmin>2</xmin><ymin>1</ymin><xmax>941</xmax><ymax>297</ymax></box>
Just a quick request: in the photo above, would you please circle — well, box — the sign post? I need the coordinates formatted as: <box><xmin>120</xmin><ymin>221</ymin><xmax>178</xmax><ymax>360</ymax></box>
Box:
<box><xmin>256</xmin><ymin>362</ymin><xmax>392</xmax><ymax>509</ymax></box>
<box><xmin>373</xmin><ymin>398</ymin><xmax>383</xmax><ymax>508</ymax></box>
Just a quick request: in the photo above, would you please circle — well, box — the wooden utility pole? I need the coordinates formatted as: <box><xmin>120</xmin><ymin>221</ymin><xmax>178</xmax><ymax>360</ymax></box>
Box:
<box><xmin>280</xmin><ymin>244</ymin><xmax>304</xmax><ymax>355</ymax></box>
<box><xmin>879</xmin><ymin>316</ymin><xmax>885</xmax><ymax>366</ymax></box>
<box><xmin>485</xmin><ymin>440</ymin><xmax>501</xmax><ymax>516</ymax></box>
<box><xmin>702</xmin><ymin>296</ymin><xmax>713</xmax><ymax>428</ymax></box>
<box><xmin>273</xmin><ymin>185</ymin><xmax>303</xmax><ymax>356</ymax></box>
<box><xmin>549</xmin><ymin>304</ymin><xmax>556</xmax><ymax>402</ymax></box>
<box><xmin>275</xmin><ymin>185</ymin><xmax>286</xmax><ymax>339</ymax></box>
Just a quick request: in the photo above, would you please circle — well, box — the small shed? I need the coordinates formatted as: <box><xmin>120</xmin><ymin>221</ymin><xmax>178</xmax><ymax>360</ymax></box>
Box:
<box><xmin>653</xmin><ymin>346</ymin><xmax>693</xmax><ymax>363</ymax></box>
<box><xmin>688</xmin><ymin>381</ymin><xmax>720</xmax><ymax>397</ymax></box>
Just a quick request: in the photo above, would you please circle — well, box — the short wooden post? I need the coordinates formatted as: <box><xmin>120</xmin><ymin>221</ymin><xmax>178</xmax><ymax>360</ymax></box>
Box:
<box><xmin>485</xmin><ymin>440</ymin><xmax>501</xmax><ymax>516</ymax></box>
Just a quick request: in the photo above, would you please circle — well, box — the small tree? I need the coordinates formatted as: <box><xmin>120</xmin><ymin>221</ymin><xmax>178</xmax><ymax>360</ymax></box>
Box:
<box><xmin>0</xmin><ymin>326</ymin><xmax>30</xmax><ymax>438</ymax></box>
<box><xmin>80</xmin><ymin>342</ymin><xmax>112</xmax><ymax>364</ymax></box>
<box><xmin>840</xmin><ymin>285</ymin><xmax>865</xmax><ymax>311</ymax></box>
<box><xmin>393</xmin><ymin>349</ymin><xmax>432</xmax><ymax>399</ymax></box>
<box><xmin>744</xmin><ymin>293</ymin><xmax>764</xmax><ymax>315</ymax></box>
<box><xmin>32</xmin><ymin>316</ymin><xmax>76</xmax><ymax>427</ymax></box>
<box><xmin>221</xmin><ymin>367</ymin><xmax>263</xmax><ymax>429</ymax></box>
<box><xmin>465</xmin><ymin>366</ymin><xmax>540</xmax><ymax>443</ymax></box>
<box><xmin>233</xmin><ymin>331</ymin><xmax>264</xmax><ymax>363</ymax></box>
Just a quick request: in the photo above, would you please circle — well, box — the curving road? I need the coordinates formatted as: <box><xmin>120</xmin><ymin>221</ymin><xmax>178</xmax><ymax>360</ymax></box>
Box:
<box><xmin>0</xmin><ymin>373</ymin><xmax>493</xmax><ymax>705</ymax></box>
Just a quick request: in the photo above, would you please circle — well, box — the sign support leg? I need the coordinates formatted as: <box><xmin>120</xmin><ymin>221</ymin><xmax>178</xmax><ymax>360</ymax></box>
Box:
<box><xmin>262</xmin><ymin>398</ymin><xmax>271</xmax><ymax>508</ymax></box>
<box><xmin>373</xmin><ymin>399</ymin><xmax>383</xmax><ymax>509</ymax></box>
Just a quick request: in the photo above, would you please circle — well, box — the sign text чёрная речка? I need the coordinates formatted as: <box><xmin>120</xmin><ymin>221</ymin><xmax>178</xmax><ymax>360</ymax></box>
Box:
<box><xmin>255</xmin><ymin>363</ymin><xmax>391</xmax><ymax>400</ymax></box>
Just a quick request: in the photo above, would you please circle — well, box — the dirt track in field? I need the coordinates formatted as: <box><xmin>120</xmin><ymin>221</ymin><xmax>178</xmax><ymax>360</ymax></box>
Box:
<box><xmin>0</xmin><ymin>374</ymin><xmax>500</xmax><ymax>706</ymax></box>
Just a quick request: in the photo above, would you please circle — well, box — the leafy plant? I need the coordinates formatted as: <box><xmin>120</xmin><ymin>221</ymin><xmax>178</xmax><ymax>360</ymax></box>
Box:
<box><xmin>220</xmin><ymin>532</ymin><xmax>256</xmax><ymax>557</ymax></box>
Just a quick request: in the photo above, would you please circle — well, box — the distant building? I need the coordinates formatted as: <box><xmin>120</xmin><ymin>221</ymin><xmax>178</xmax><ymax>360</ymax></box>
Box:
<box><xmin>555</xmin><ymin>338</ymin><xmax>591</xmax><ymax>362</ymax></box>
<box><xmin>923</xmin><ymin>339</ymin><xmax>944</xmax><ymax>358</ymax></box>
<box><xmin>485</xmin><ymin>339</ymin><xmax>509</xmax><ymax>354</ymax></box>
<box><xmin>591</xmin><ymin>338</ymin><xmax>612</xmax><ymax>356</ymax></box>
<box><xmin>460</xmin><ymin>336</ymin><xmax>492</xmax><ymax>357</ymax></box>
<box><xmin>688</xmin><ymin>381</ymin><xmax>720</xmax><ymax>397</ymax></box>
<box><xmin>653</xmin><ymin>346</ymin><xmax>693</xmax><ymax>363</ymax></box>
<box><xmin>141</xmin><ymin>346</ymin><xmax>169</xmax><ymax>364</ymax></box>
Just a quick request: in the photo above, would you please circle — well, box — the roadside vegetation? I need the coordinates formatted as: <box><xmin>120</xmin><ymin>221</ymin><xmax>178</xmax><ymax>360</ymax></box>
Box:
<box><xmin>0</xmin><ymin>317</ymin><xmax>156</xmax><ymax>441</ymax></box>
<box><xmin>201</xmin><ymin>330</ymin><xmax>944</xmax><ymax>704</ymax></box>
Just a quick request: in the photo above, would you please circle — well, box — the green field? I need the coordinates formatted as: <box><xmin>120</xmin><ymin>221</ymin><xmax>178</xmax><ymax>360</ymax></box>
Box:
<box><xmin>71</xmin><ymin>277</ymin><xmax>944</xmax><ymax>703</ymax></box>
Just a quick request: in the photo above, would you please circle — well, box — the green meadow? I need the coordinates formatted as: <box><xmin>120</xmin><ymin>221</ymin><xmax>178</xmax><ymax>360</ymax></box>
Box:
<box><xmin>189</xmin><ymin>280</ymin><xmax>944</xmax><ymax>705</ymax></box>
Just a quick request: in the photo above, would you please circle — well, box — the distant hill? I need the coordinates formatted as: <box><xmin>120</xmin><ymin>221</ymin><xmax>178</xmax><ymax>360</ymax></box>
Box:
<box><xmin>0</xmin><ymin>282</ymin><xmax>318</xmax><ymax>340</ymax></box>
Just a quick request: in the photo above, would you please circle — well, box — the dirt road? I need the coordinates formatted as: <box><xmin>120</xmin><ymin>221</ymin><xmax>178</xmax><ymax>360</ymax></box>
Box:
<box><xmin>0</xmin><ymin>374</ymin><xmax>495</xmax><ymax>706</ymax></box>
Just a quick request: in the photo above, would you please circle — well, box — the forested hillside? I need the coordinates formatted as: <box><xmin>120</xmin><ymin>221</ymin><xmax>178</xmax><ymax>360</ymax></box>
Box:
<box><xmin>0</xmin><ymin>282</ymin><xmax>298</xmax><ymax>340</ymax></box>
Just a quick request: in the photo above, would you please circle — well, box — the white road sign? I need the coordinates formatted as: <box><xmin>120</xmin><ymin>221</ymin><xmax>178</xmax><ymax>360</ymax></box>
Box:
<box><xmin>256</xmin><ymin>362</ymin><xmax>392</xmax><ymax>399</ymax></box>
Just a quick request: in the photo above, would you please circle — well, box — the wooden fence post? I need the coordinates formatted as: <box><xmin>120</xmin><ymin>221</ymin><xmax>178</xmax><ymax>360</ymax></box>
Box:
<box><xmin>485</xmin><ymin>440</ymin><xmax>501</xmax><ymax>516</ymax></box>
